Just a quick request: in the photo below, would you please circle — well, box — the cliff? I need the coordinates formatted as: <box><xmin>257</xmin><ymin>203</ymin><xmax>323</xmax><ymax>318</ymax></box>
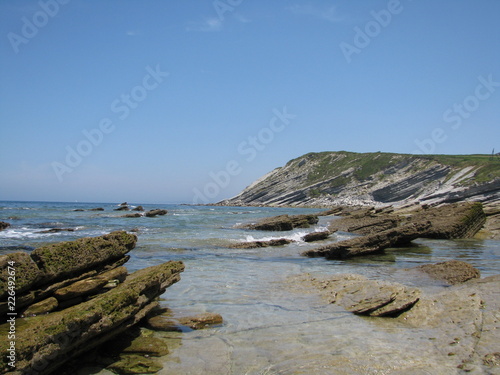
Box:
<box><xmin>219</xmin><ymin>151</ymin><xmax>500</xmax><ymax>207</ymax></box>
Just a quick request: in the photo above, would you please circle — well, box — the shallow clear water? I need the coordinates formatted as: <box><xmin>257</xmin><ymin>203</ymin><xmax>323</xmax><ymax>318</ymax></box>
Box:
<box><xmin>1</xmin><ymin>201</ymin><xmax>499</xmax><ymax>374</ymax></box>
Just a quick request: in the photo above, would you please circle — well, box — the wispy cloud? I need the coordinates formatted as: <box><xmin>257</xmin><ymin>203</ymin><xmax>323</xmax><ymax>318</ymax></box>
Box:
<box><xmin>126</xmin><ymin>30</ymin><xmax>142</xmax><ymax>37</ymax></box>
<box><xmin>288</xmin><ymin>4</ymin><xmax>344</xmax><ymax>23</ymax></box>
<box><xmin>234</xmin><ymin>13</ymin><xmax>251</xmax><ymax>24</ymax></box>
<box><xmin>187</xmin><ymin>17</ymin><xmax>223</xmax><ymax>32</ymax></box>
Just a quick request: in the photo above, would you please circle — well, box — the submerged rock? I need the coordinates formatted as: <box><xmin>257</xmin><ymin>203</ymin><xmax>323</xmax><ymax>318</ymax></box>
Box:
<box><xmin>146</xmin><ymin>312</ymin><xmax>223</xmax><ymax>331</ymax></box>
<box><xmin>38</xmin><ymin>228</ymin><xmax>75</xmax><ymax>233</ymax></box>
<box><xmin>107</xmin><ymin>354</ymin><xmax>163</xmax><ymax>375</ymax></box>
<box><xmin>121</xmin><ymin>213</ymin><xmax>142</xmax><ymax>218</ymax></box>
<box><xmin>132</xmin><ymin>206</ymin><xmax>144</xmax><ymax>212</ymax></box>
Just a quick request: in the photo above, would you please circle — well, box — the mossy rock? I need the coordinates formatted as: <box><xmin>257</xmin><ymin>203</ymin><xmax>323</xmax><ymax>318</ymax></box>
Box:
<box><xmin>23</xmin><ymin>297</ymin><xmax>58</xmax><ymax>316</ymax></box>
<box><xmin>31</xmin><ymin>231</ymin><xmax>137</xmax><ymax>282</ymax></box>
<box><xmin>107</xmin><ymin>354</ymin><xmax>163</xmax><ymax>374</ymax></box>
<box><xmin>54</xmin><ymin>277</ymin><xmax>109</xmax><ymax>301</ymax></box>
<box><xmin>0</xmin><ymin>252</ymin><xmax>43</xmax><ymax>299</ymax></box>
<box><xmin>0</xmin><ymin>260</ymin><xmax>184</xmax><ymax>374</ymax></box>
<box><xmin>107</xmin><ymin>331</ymin><xmax>169</xmax><ymax>357</ymax></box>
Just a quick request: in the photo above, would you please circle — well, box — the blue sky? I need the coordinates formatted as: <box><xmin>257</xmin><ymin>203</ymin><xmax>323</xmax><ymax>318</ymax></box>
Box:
<box><xmin>1</xmin><ymin>0</ymin><xmax>499</xmax><ymax>204</ymax></box>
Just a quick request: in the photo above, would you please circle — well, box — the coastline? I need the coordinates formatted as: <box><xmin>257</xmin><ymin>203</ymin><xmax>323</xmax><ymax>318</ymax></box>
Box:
<box><xmin>1</xmin><ymin>201</ymin><xmax>499</xmax><ymax>374</ymax></box>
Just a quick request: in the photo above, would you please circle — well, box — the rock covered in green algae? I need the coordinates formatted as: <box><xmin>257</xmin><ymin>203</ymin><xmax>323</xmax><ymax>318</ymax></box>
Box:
<box><xmin>146</xmin><ymin>312</ymin><xmax>223</xmax><ymax>331</ymax></box>
<box><xmin>107</xmin><ymin>354</ymin><xmax>163</xmax><ymax>374</ymax></box>
<box><xmin>23</xmin><ymin>297</ymin><xmax>59</xmax><ymax>316</ymax></box>
<box><xmin>0</xmin><ymin>252</ymin><xmax>42</xmax><ymax>298</ymax></box>
<box><xmin>0</xmin><ymin>260</ymin><xmax>184</xmax><ymax>375</ymax></box>
<box><xmin>30</xmin><ymin>231</ymin><xmax>137</xmax><ymax>282</ymax></box>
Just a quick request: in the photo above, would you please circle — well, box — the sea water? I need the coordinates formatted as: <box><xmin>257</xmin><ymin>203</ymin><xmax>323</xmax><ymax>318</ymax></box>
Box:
<box><xmin>1</xmin><ymin>201</ymin><xmax>499</xmax><ymax>374</ymax></box>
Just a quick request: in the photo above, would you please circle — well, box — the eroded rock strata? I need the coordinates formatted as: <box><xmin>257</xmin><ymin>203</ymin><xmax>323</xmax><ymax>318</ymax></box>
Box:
<box><xmin>219</xmin><ymin>151</ymin><xmax>500</xmax><ymax>208</ymax></box>
<box><xmin>0</xmin><ymin>232</ymin><xmax>185</xmax><ymax>375</ymax></box>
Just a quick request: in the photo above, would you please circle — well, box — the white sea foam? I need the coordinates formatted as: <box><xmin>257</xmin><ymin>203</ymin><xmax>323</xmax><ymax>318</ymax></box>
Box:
<box><xmin>243</xmin><ymin>226</ymin><xmax>330</xmax><ymax>243</ymax></box>
<box><xmin>0</xmin><ymin>227</ymin><xmax>51</xmax><ymax>239</ymax></box>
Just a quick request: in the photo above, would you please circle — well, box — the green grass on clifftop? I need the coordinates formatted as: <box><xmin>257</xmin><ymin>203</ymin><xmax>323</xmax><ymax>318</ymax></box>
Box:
<box><xmin>289</xmin><ymin>151</ymin><xmax>500</xmax><ymax>187</ymax></box>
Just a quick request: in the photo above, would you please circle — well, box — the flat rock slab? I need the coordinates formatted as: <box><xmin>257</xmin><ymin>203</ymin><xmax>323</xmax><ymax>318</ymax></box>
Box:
<box><xmin>312</xmin><ymin>274</ymin><xmax>420</xmax><ymax>317</ymax></box>
<box><xmin>413</xmin><ymin>260</ymin><xmax>481</xmax><ymax>285</ymax></box>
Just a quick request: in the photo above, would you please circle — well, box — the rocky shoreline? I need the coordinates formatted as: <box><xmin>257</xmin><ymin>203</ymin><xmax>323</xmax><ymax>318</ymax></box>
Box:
<box><xmin>228</xmin><ymin>200</ymin><xmax>500</xmax><ymax>372</ymax></box>
<box><xmin>1</xmin><ymin>200</ymin><xmax>499</xmax><ymax>374</ymax></box>
<box><xmin>0</xmin><ymin>232</ymin><xmax>221</xmax><ymax>375</ymax></box>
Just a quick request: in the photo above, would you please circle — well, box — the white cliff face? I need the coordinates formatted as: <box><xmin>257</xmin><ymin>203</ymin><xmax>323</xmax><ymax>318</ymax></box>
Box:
<box><xmin>221</xmin><ymin>151</ymin><xmax>500</xmax><ymax>207</ymax></box>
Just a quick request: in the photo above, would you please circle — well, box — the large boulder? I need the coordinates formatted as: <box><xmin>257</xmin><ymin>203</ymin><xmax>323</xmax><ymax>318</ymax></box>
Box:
<box><xmin>0</xmin><ymin>221</ymin><xmax>10</xmax><ymax>231</ymax></box>
<box><xmin>0</xmin><ymin>260</ymin><xmax>185</xmax><ymax>375</ymax></box>
<box><xmin>303</xmin><ymin>222</ymin><xmax>431</xmax><ymax>259</ymax></box>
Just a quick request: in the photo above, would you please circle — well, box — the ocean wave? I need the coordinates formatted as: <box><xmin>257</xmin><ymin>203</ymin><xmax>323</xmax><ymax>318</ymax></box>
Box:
<box><xmin>242</xmin><ymin>227</ymin><xmax>330</xmax><ymax>243</ymax></box>
<box><xmin>0</xmin><ymin>227</ymin><xmax>53</xmax><ymax>239</ymax></box>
